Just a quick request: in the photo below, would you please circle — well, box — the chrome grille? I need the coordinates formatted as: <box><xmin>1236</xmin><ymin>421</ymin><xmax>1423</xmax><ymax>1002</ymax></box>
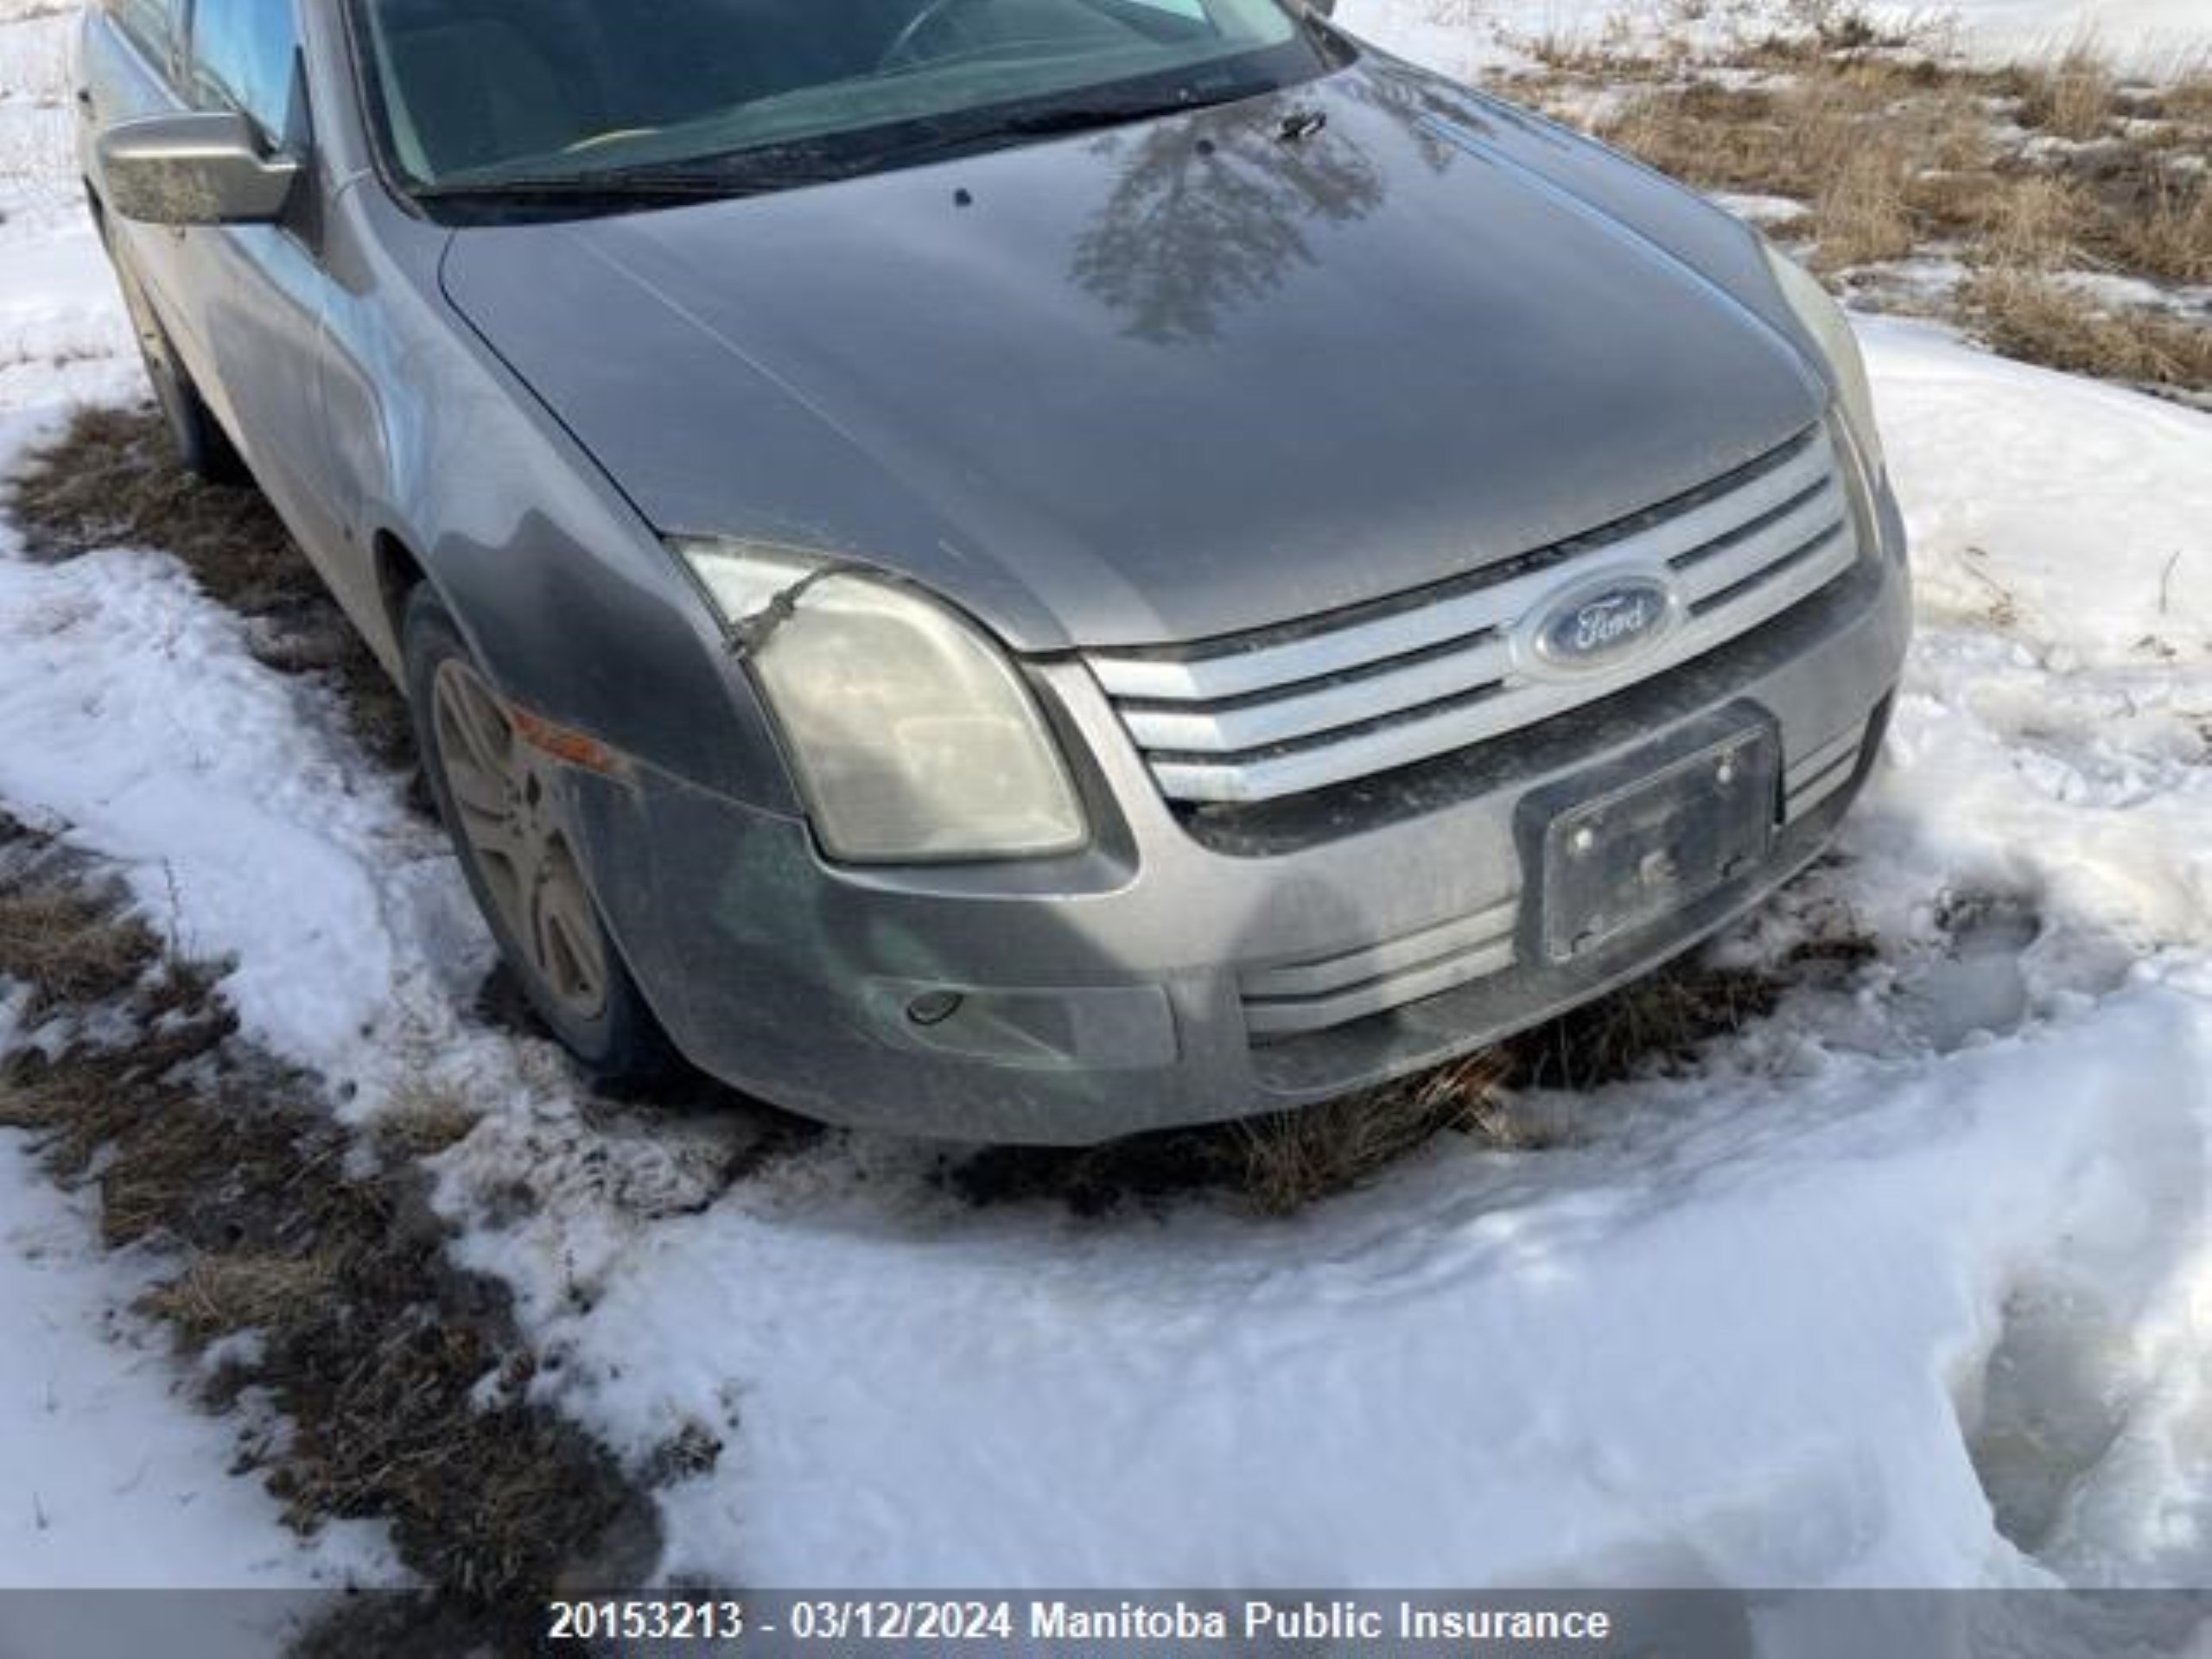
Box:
<box><xmin>1085</xmin><ymin>423</ymin><xmax>1860</xmax><ymax>806</ymax></box>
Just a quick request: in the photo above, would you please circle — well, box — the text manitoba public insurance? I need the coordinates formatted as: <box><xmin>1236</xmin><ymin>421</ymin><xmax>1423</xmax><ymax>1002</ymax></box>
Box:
<box><xmin>1032</xmin><ymin>1601</ymin><xmax>1614</xmax><ymax>1643</ymax></box>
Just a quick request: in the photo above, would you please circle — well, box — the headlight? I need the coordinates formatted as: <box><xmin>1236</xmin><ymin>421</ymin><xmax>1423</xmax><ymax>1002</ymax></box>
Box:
<box><xmin>1761</xmin><ymin>243</ymin><xmax>1885</xmax><ymax>479</ymax></box>
<box><xmin>677</xmin><ymin>539</ymin><xmax>1085</xmax><ymax>863</ymax></box>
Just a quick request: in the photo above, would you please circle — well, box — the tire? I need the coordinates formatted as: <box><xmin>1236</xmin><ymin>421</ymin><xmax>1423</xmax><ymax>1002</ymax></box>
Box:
<box><xmin>103</xmin><ymin>223</ymin><xmax>249</xmax><ymax>486</ymax></box>
<box><xmin>403</xmin><ymin>583</ymin><xmax>672</xmax><ymax>1080</ymax></box>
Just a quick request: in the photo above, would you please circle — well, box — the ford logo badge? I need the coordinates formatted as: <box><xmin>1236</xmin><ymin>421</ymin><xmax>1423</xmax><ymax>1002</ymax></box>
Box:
<box><xmin>1522</xmin><ymin>572</ymin><xmax>1679</xmax><ymax>677</ymax></box>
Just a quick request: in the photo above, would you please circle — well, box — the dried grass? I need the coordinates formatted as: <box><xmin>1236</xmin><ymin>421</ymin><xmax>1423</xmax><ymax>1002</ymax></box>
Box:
<box><xmin>4</xmin><ymin>406</ymin><xmax>416</xmax><ymax>769</ymax></box>
<box><xmin>1504</xmin><ymin>956</ymin><xmax>1783</xmax><ymax>1093</ymax></box>
<box><xmin>2109</xmin><ymin>163</ymin><xmax>2212</xmax><ymax>286</ymax></box>
<box><xmin>0</xmin><ymin>820</ymin><xmax>654</xmax><ymax>1634</ymax></box>
<box><xmin>1968</xmin><ymin>173</ymin><xmax>2092</xmax><ymax>269</ymax></box>
<box><xmin>138</xmin><ymin>1248</ymin><xmax>344</xmax><ymax>1345</ymax></box>
<box><xmin>1235</xmin><ymin>1050</ymin><xmax>1525</xmax><ymax>1217</ymax></box>
<box><xmin>1594</xmin><ymin>67</ymin><xmax>1991</xmax><ymax>270</ymax></box>
<box><xmin>0</xmin><ymin>880</ymin><xmax>159</xmax><ymax>1015</ymax></box>
<box><xmin>1568</xmin><ymin>33</ymin><xmax>2210</xmax><ymax>391</ymax></box>
<box><xmin>370</xmin><ymin>1080</ymin><xmax>485</xmax><ymax>1160</ymax></box>
<box><xmin>946</xmin><ymin>1049</ymin><xmax>1528</xmax><ymax>1217</ymax></box>
<box><xmin>2005</xmin><ymin>38</ymin><xmax>2120</xmax><ymax>142</ymax></box>
<box><xmin>1814</xmin><ymin>139</ymin><xmax>1922</xmax><ymax>268</ymax></box>
<box><xmin>1957</xmin><ymin>268</ymin><xmax>2212</xmax><ymax>391</ymax></box>
<box><xmin>948</xmin><ymin>942</ymin><xmax>1824</xmax><ymax>1218</ymax></box>
<box><xmin>2153</xmin><ymin>60</ymin><xmax>2212</xmax><ymax>124</ymax></box>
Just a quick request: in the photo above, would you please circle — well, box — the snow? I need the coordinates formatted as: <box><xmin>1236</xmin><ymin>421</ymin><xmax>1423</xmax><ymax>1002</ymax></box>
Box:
<box><xmin>0</xmin><ymin>2</ymin><xmax>395</xmax><ymax>1609</ymax></box>
<box><xmin>1711</xmin><ymin>192</ymin><xmax>1818</xmax><ymax>228</ymax></box>
<box><xmin>0</xmin><ymin>1135</ymin><xmax>391</xmax><ymax>1593</ymax></box>
<box><xmin>4</xmin><ymin>0</ymin><xmax>2212</xmax><ymax>1615</ymax></box>
<box><xmin>1856</xmin><ymin>316</ymin><xmax>2212</xmax><ymax>969</ymax></box>
<box><xmin>1335</xmin><ymin>0</ymin><xmax>2212</xmax><ymax>69</ymax></box>
<box><xmin>462</xmin><ymin>995</ymin><xmax>2212</xmax><ymax>1591</ymax></box>
<box><xmin>0</xmin><ymin>531</ymin><xmax>519</xmax><ymax>1083</ymax></box>
<box><xmin>1903</xmin><ymin>0</ymin><xmax>2212</xmax><ymax>61</ymax></box>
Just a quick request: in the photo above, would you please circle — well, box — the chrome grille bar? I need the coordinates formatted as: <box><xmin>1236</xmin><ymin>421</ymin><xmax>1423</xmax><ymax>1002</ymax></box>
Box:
<box><xmin>1086</xmin><ymin>423</ymin><xmax>1859</xmax><ymax>806</ymax></box>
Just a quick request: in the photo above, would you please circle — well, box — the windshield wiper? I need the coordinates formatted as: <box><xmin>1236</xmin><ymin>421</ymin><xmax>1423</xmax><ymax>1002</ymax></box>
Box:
<box><xmin>414</xmin><ymin>130</ymin><xmax>970</xmax><ymax>205</ymax></box>
<box><xmin>412</xmin><ymin>171</ymin><xmax>763</xmax><ymax>205</ymax></box>
<box><xmin>661</xmin><ymin>87</ymin><xmax>1271</xmax><ymax>183</ymax></box>
<box><xmin>998</xmin><ymin>83</ymin><xmax>1273</xmax><ymax>138</ymax></box>
<box><xmin>413</xmin><ymin>82</ymin><xmax>1278</xmax><ymax>211</ymax></box>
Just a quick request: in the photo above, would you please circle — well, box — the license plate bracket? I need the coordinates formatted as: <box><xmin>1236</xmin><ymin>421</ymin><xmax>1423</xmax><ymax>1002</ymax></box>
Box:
<box><xmin>1539</xmin><ymin>726</ymin><xmax>1779</xmax><ymax>963</ymax></box>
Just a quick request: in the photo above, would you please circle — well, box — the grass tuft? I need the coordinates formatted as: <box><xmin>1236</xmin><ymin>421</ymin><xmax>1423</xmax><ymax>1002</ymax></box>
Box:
<box><xmin>1957</xmin><ymin>268</ymin><xmax>2212</xmax><ymax>390</ymax></box>
<box><xmin>1968</xmin><ymin>173</ymin><xmax>2091</xmax><ymax>269</ymax></box>
<box><xmin>946</xmin><ymin>938</ymin><xmax>1843</xmax><ymax>1219</ymax></box>
<box><xmin>947</xmin><ymin>1049</ymin><xmax>1528</xmax><ymax>1218</ymax></box>
<box><xmin>370</xmin><ymin>1080</ymin><xmax>485</xmax><ymax>1160</ymax></box>
<box><xmin>138</xmin><ymin>1248</ymin><xmax>344</xmax><ymax>1346</ymax></box>
<box><xmin>1503</xmin><ymin>956</ymin><xmax>1783</xmax><ymax>1093</ymax></box>
<box><xmin>1233</xmin><ymin>1050</ymin><xmax>1531</xmax><ymax>1215</ymax></box>
<box><xmin>2112</xmin><ymin>162</ymin><xmax>2212</xmax><ymax>287</ymax></box>
<box><xmin>0</xmin><ymin>879</ymin><xmax>160</xmax><ymax>1015</ymax></box>
<box><xmin>2005</xmin><ymin>37</ymin><xmax>2119</xmax><ymax>142</ymax></box>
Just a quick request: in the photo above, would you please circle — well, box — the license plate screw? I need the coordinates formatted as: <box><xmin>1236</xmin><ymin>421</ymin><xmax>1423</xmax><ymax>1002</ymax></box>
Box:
<box><xmin>1570</xmin><ymin>825</ymin><xmax>1598</xmax><ymax>857</ymax></box>
<box><xmin>1716</xmin><ymin>757</ymin><xmax>1738</xmax><ymax>786</ymax></box>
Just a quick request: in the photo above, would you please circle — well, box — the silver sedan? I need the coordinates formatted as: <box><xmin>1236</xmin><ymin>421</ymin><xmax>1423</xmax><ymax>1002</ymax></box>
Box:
<box><xmin>75</xmin><ymin>0</ymin><xmax>1909</xmax><ymax>1141</ymax></box>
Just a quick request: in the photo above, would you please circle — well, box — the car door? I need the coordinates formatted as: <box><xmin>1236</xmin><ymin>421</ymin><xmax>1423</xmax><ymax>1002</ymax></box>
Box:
<box><xmin>79</xmin><ymin>0</ymin><xmax>200</xmax><ymax>362</ymax></box>
<box><xmin>170</xmin><ymin>0</ymin><xmax>350</xmax><ymax>568</ymax></box>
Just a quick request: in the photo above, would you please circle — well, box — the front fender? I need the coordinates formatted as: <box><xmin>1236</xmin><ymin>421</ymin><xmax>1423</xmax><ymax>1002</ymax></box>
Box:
<box><xmin>319</xmin><ymin>185</ymin><xmax>801</xmax><ymax>815</ymax></box>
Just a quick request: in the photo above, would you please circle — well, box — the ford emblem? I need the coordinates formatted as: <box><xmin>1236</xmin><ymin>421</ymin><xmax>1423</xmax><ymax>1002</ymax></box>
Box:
<box><xmin>1522</xmin><ymin>572</ymin><xmax>1679</xmax><ymax>677</ymax></box>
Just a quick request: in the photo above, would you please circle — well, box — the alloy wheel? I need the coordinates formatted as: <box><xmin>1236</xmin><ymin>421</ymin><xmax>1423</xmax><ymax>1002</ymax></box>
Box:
<box><xmin>429</xmin><ymin>658</ymin><xmax>611</xmax><ymax>1026</ymax></box>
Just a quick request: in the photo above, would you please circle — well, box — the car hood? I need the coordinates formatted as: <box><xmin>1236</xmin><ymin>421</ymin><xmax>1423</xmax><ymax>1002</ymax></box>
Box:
<box><xmin>441</xmin><ymin>54</ymin><xmax>1826</xmax><ymax>652</ymax></box>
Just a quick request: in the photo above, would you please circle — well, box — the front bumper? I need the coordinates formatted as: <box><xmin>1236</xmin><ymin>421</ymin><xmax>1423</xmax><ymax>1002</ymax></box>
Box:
<box><xmin>578</xmin><ymin>495</ymin><xmax>1911</xmax><ymax>1144</ymax></box>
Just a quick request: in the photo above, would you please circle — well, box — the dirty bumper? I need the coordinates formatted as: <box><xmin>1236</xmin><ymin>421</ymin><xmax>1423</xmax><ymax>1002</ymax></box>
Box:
<box><xmin>569</xmin><ymin>542</ymin><xmax>1910</xmax><ymax>1145</ymax></box>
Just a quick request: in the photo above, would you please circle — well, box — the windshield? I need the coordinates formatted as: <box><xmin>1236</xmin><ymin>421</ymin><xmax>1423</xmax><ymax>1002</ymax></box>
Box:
<box><xmin>353</xmin><ymin>0</ymin><xmax>1339</xmax><ymax>196</ymax></box>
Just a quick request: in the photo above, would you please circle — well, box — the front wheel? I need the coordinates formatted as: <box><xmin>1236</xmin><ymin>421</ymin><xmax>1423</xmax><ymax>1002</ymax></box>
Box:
<box><xmin>404</xmin><ymin>584</ymin><xmax>671</xmax><ymax>1078</ymax></box>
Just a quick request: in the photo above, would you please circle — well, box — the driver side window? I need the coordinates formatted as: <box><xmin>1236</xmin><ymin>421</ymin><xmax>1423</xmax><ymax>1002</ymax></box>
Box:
<box><xmin>189</xmin><ymin>0</ymin><xmax>303</xmax><ymax>143</ymax></box>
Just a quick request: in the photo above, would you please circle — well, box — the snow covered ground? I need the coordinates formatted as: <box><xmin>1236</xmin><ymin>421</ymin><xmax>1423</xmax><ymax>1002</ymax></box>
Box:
<box><xmin>0</xmin><ymin>8</ymin><xmax>397</xmax><ymax>1622</ymax></box>
<box><xmin>1337</xmin><ymin>0</ymin><xmax>2212</xmax><ymax>73</ymax></box>
<box><xmin>0</xmin><ymin>1141</ymin><xmax>395</xmax><ymax>1659</ymax></box>
<box><xmin>3</xmin><ymin>0</ymin><xmax>2212</xmax><ymax>1620</ymax></box>
<box><xmin>0</xmin><ymin>1142</ymin><xmax>391</xmax><ymax>1593</ymax></box>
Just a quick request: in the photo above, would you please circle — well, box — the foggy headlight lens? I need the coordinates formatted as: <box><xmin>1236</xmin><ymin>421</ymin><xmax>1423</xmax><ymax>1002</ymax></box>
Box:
<box><xmin>679</xmin><ymin>541</ymin><xmax>1085</xmax><ymax>863</ymax></box>
<box><xmin>1762</xmin><ymin>244</ymin><xmax>1886</xmax><ymax>479</ymax></box>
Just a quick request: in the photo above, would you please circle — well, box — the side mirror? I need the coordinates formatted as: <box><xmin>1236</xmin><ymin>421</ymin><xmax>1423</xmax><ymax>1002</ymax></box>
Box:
<box><xmin>95</xmin><ymin>111</ymin><xmax>301</xmax><ymax>226</ymax></box>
